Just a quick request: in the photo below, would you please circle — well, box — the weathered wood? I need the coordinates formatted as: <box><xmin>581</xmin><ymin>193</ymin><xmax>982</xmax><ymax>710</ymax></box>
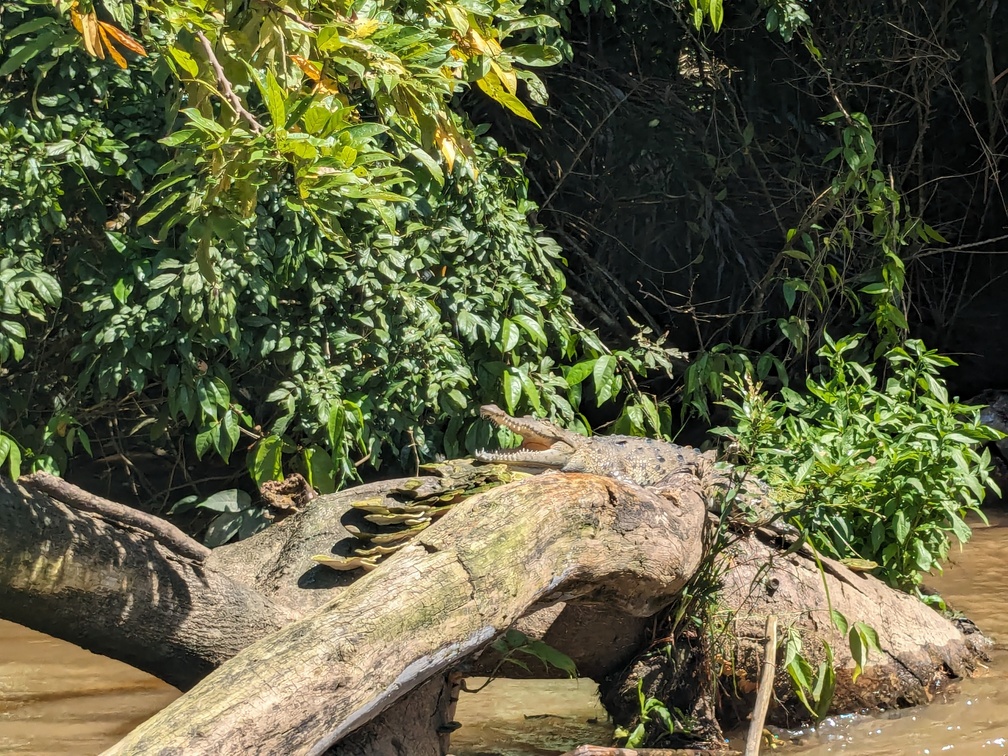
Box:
<box><xmin>0</xmin><ymin>460</ymin><xmax>992</xmax><ymax>753</ymax></box>
<box><xmin>743</xmin><ymin>615</ymin><xmax>777</xmax><ymax>756</ymax></box>
<box><xmin>20</xmin><ymin>471</ymin><xmax>211</xmax><ymax>562</ymax></box>
<box><xmin>0</xmin><ymin>477</ymin><xmax>298</xmax><ymax>689</ymax></box>
<box><xmin>715</xmin><ymin>532</ymin><xmax>990</xmax><ymax>726</ymax></box>
<box><xmin>602</xmin><ymin>527</ymin><xmax>990</xmax><ymax>747</ymax></box>
<box><xmin>103</xmin><ymin>473</ymin><xmax>708</xmax><ymax>755</ymax></box>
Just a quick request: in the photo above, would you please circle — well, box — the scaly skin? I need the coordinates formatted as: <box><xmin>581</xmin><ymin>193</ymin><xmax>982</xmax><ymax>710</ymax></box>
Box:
<box><xmin>476</xmin><ymin>405</ymin><xmax>714</xmax><ymax>487</ymax></box>
<box><xmin>477</xmin><ymin>405</ymin><xmax>777</xmax><ymax>525</ymax></box>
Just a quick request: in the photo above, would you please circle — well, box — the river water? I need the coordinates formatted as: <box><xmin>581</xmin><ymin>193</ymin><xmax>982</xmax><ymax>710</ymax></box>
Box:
<box><xmin>1</xmin><ymin>515</ymin><xmax>1005</xmax><ymax>755</ymax></box>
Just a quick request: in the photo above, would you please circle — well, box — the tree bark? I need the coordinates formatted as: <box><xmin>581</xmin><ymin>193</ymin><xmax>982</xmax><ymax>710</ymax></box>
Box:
<box><xmin>714</xmin><ymin>531</ymin><xmax>989</xmax><ymax>726</ymax></box>
<box><xmin>600</xmin><ymin>528</ymin><xmax>991</xmax><ymax>747</ymax></box>
<box><xmin>102</xmin><ymin>473</ymin><xmax>708</xmax><ymax>754</ymax></box>
<box><xmin>0</xmin><ymin>477</ymin><xmax>298</xmax><ymax>690</ymax></box>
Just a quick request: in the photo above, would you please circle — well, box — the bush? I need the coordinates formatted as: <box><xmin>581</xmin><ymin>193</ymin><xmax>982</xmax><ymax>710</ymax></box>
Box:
<box><xmin>718</xmin><ymin>333</ymin><xmax>1001</xmax><ymax>591</ymax></box>
<box><xmin>0</xmin><ymin>0</ymin><xmax>678</xmax><ymax>500</ymax></box>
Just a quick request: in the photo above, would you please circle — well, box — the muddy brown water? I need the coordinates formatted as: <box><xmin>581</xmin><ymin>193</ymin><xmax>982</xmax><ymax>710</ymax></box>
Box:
<box><xmin>1</xmin><ymin>515</ymin><xmax>1005</xmax><ymax>755</ymax></box>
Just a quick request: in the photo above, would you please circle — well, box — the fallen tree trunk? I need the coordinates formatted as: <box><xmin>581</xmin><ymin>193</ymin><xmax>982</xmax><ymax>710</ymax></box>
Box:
<box><xmin>714</xmin><ymin>531</ymin><xmax>990</xmax><ymax>725</ymax></box>
<box><xmin>0</xmin><ymin>477</ymin><xmax>298</xmax><ymax>689</ymax></box>
<box><xmin>600</xmin><ymin>527</ymin><xmax>991</xmax><ymax>747</ymax></box>
<box><xmin>103</xmin><ymin>473</ymin><xmax>708</xmax><ymax>754</ymax></box>
<box><xmin>0</xmin><ymin>463</ymin><xmax>991</xmax><ymax>754</ymax></box>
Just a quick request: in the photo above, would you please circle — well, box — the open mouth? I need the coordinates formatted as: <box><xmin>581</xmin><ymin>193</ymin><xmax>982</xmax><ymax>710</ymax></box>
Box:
<box><xmin>479</xmin><ymin>405</ymin><xmax>556</xmax><ymax>453</ymax></box>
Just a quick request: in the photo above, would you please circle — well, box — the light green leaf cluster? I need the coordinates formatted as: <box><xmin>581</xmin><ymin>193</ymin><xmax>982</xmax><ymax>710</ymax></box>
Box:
<box><xmin>716</xmin><ymin>333</ymin><xmax>1002</xmax><ymax>591</ymax></box>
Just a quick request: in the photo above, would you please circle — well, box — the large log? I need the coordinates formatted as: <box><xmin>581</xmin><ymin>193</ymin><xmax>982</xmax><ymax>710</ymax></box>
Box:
<box><xmin>102</xmin><ymin>473</ymin><xmax>708</xmax><ymax>755</ymax></box>
<box><xmin>714</xmin><ymin>532</ymin><xmax>989</xmax><ymax>725</ymax></box>
<box><xmin>0</xmin><ymin>477</ymin><xmax>298</xmax><ymax>689</ymax></box>
<box><xmin>600</xmin><ymin>528</ymin><xmax>991</xmax><ymax>747</ymax></box>
<box><xmin>0</xmin><ymin>462</ymin><xmax>990</xmax><ymax>753</ymax></box>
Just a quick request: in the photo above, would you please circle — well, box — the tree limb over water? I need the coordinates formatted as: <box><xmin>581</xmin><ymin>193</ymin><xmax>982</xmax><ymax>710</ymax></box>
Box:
<box><xmin>0</xmin><ymin>468</ymin><xmax>988</xmax><ymax>753</ymax></box>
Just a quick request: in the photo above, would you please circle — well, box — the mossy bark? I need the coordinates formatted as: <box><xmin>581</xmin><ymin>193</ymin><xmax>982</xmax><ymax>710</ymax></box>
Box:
<box><xmin>102</xmin><ymin>473</ymin><xmax>707</xmax><ymax>754</ymax></box>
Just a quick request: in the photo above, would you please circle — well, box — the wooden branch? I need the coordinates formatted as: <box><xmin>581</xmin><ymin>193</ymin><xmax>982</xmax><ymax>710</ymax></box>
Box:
<box><xmin>20</xmin><ymin>471</ymin><xmax>210</xmax><ymax>562</ymax></box>
<box><xmin>256</xmin><ymin>0</ymin><xmax>319</xmax><ymax>30</ymax></box>
<box><xmin>743</xmin><ymin>615</ymin><xmax>777</xmax><ymax>756</ymax></box>
<box><xmin>0</xmin><ymin>477</ymin><xmax>296</xmax><ymax>689</ymax></box>
<box><xmin>195</xmin><ymin>31</ymin><xmax>265</xmax><ymax>134</ymax></box>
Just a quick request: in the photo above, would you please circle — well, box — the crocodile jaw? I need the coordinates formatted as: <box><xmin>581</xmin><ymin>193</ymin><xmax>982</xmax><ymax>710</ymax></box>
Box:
<box><xmin>477</xmin><ymin>404</ymin><xmax>583</xmax><ymax>470</ymax></box>
<box><xmin>479</xmin><ymin>405</ymin><xmax>584</xmax><ymax>448</ymax></box>
<box><xmin>475</xmin><ymin>442</ymin><xmax>576</xmax><ymax>471</ymax></box>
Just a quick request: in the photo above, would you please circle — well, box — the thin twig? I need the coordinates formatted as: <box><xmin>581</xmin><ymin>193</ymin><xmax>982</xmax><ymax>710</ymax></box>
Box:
<box><xmin>256</xmin><ymin>0</ymin><xmax>319</xmax><ymax>30</ymax></box>
<box><xmin>743</xmin><ymin>614</ymin><xmax>778</xmax><ymax>756</ymax></box>
<box><xmin>195</xmin><ymin>31</ymin><xmax>265</xmax><ymax>134</ymax></box>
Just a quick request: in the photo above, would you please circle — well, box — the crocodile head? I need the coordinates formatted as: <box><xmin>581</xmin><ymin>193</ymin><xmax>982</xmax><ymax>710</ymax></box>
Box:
<box><xmin>475</xmin><ymin>405</ymin><xmax>586</xmax><ymax>471</ymax></box>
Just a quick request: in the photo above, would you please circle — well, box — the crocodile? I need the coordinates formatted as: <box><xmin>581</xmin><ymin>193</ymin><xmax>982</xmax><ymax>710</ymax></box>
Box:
<box><xmin>475</xmin><ymin>404</ymin><xmax>777</xmax><ymax>524</ymax></box>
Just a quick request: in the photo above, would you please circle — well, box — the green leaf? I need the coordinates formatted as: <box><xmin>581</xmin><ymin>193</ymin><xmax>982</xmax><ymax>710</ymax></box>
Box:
<box><xmin>500</xmin><ymin>15</ymin><xmax>560</xmax><ymax>38</ymax></box>
<box><xmin>477</xmin><ymin>72</ymin><xmax>539</xmax><ymax>125</ymax></box>
<box><xmin>250</xmin><ymin>434</ymin><xmax>284</xmax><ymax>487</ymax></box>
<box><xmin>196</xmin><ymin>377</ymin><xmax>229</xmax><ymax>420</ymax></box>
<box><xmin>565</xmin><ymin>360</ymin><xmax>595</xmax><ymax>386</ymax></box>
<box><xmin>511</xmin><ymin>313</ymin><xmax>547</xmax><ymax>347</ymax></box>
<box><xmin>408</xmin><ymin>147</ymin><xmax>445</xmax><ymax>186</ymax></box>
<box><xmin>203</xmin><ymin>511</ymin><xmax>244</xmax><ymax>548</ymax></box>
<box><xmin>892</xmin><ymin>509</ymin><xmax>910</xmax><ymax>544</ymax></box>
<box><xmin>256</xmin><ymin>69</ymin><xmax>287</xmax><ymax>128</ymax></box>
<box><xmin>708</xmin><ymin>0</ymin><xmax>724</xmax><ymax>31</ymax></box>
<box><xmin>195</xmin><ymin>427</ymin><xmax>215</xmax><ymax>459</ymax></box>
<box><xmin>504</xmin><ymin>44</ymin><xmax>562</xmax><ymax>68</ymax></box>
<box><xmin>197</xmin><ymin>488</ymin><xmax>251</xmax><ymax>513</ymax></box>
<box><xmin>326</xmin><ymin>403</ymin><xmax>345</xmax><ymax>454</ymax></box>
<box><xmin>500</xmin><ymin>318</ymin><xmax>520</xmax><ymax>352</ymax></box>
<box><xmin>0</xmin><ymin>30</ymin><xmax>58</xmax><ymax>77</ymax></box>
<box><xmin>102</xmin><ymin>0</ymin><xmax>135</xmax><ymax>28</ymax></box>
<box><xmin>0</xmin><ymin>433</ymin><xmax>20</xmax><ymax>478</ymax></box>
<box><xmin>592</xmin><ymin>354</ymin><xmax>617</xmax><ymax>405</ymax></box>
<box><xmin>830</xmin><ymin>609</ymin><xmax>848</xmax><ymax>635</ymax></box>
<box><xmin>520</xmin><ymin>371</ymin><xmax>543</xmax><ymax>414</ymax></box>
<box><xmin>180</xmin><ymin>107</ymin><xmax>227</xmax><ymax>135</ymax></box>
<box><xmin>6</xmin><ymin>17</ymin><xmax>55</xmax><ymax>39</ymax></box>
<box><xmin>912</xmin><ymin>538</ymin><xmax>933</xmax><ymax>571</ymax></box>
<box><xmin>503</xmin><ymin>369</ymin><xmax>522</xmax><ymax>414</ymax></box>
<box><xmin>304</xmin><ymin>446</ymin><xmax>337</xmax><ymax>495</ymax></box>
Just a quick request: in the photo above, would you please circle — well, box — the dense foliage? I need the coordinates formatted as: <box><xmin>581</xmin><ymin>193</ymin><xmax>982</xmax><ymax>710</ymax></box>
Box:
<box><xmin>0</xmin><ymin>0</ymin><xmax>686</xmax><ymax>503</ymax></box>
<box><xmin>719</xmin><ymin>334</ymin><xmax>999</xmax><ymax>591</ymax></box>
<box><xmin>1</xmin><ymin>0</ymin><xmax>1001</xmax><ymax>569</ymax></box>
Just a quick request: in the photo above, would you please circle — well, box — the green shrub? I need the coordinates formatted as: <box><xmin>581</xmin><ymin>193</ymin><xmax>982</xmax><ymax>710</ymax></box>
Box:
<box><xmin>0</xmin><ymin>0</ymin><xmax>677</xmax><ymax>499</ymax></box>
<box><xmin>718</xmin><ymin>333</ymin><xmax>1001</xmax><ymax>591</ymax></box>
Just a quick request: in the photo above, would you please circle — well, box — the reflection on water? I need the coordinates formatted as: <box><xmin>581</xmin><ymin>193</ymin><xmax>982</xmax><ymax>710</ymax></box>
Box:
<box><xmin>0</xmin><ymin>514</ymin><xmax>1004</xmax><ymax>755</ymax></box>
<box><xmin>0</xmin><ymin>621</ymin><xmax>178</xmax><ymax>755</ymax></box>
<box><xmin>451</xmin><ymin>678</ymin><xmax>612</xmax><ymax>756</ymax></box>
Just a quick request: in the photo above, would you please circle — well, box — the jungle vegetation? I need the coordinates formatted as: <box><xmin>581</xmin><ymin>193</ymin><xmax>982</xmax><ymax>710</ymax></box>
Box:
<box><xmin>0</xmin><ymin>0</ymin><xmax>1005</xmax><ymax>585</ymax></box>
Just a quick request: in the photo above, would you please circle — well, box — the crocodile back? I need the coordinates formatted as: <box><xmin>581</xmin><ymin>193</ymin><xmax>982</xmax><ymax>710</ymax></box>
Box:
<box><xmin>561</xmin><ymin>436</ymin><xmax>707</xmax><ymax>487</ymax></box>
